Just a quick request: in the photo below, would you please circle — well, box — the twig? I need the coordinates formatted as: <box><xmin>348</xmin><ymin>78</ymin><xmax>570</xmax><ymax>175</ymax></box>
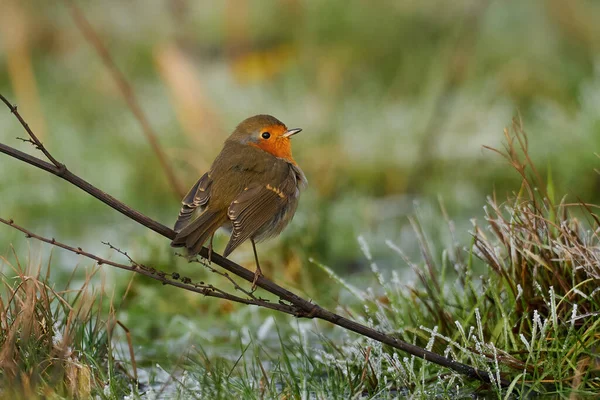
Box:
<box><xmin>104</xmin><ymin>241</ymin><xmax>247</xmax><ymax>301</ymax></box>
<box><xmin>0</xmin><ymin>94</ymin><xmax>512</xmax><ymax>387</ymax></box>
<box><xmin>0</xmin><ymin>139</ymin><xmax>173</xmax><ymax>238</ymax></box>
<box><xmin>100</xmin><ymin>241</ymin><xmax>258</xmax><ymax>305</ymax></box>
<box><xmin>62</xmin><ymin>0</ymin><xmax>185</xmax><ymax>199</ymax></box>
<box><xmin>0</xmin><ymin>217</ymin><xmax>297</xmax><ymax>316</ymax></box>
<box><xmin>176</xmin><ymin>253</ymin><xmax>259</xmax><ymax>300</ymax></box>
<box><xmin>0</xmin><ymin>95</ymin><xmax>64</xmax><ymax>171</ymax></box>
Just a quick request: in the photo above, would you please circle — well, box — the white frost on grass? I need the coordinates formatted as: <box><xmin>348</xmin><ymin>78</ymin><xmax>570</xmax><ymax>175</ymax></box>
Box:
<box><xmin>519</xmin><ymin>333</ymin><xmax>530</xmax><ymax>352</ymax></box>
<box><xmin>358</xmin><ymin>235</ymin><xmax>385</xmax><ymax>286</ymax></box>
<box><xmin>425</xmin><ymin>325</ymin><xmax>438</xmax><ymax>351</ymax></box>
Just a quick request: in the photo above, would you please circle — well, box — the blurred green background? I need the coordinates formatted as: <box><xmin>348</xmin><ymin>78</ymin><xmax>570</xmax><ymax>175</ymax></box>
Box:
<box><xmin>1</xmin><ymin>0</ymin><xmax>600</xmax><ymax>377</ymax></box>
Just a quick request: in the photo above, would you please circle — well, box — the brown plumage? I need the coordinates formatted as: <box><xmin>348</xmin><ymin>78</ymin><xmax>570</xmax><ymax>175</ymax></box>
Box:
<box><xmin>171</xmin><ymin>115</ymin><xmax>306</xmax><ymax>283</ymax></box>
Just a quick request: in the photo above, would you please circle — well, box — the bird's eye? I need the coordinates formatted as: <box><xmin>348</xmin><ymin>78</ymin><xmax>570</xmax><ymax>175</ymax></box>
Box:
<box><xmin>261</xmin><ymin>132</ymin><xmax>271</xmax><ymax>139</ymax></box>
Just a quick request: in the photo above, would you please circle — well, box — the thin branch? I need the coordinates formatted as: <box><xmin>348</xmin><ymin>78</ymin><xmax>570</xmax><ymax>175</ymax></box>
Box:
<box><xmin>0</xmin><ymin>217</ymin><xmax>297</xmax><ymax>316</ymax></box>
<box><xmin>62</xmin><ymin>0</ymin><xmax>185</xmax><ymax>199</ymax></box>
<box><xmin>0</xmin><ymin>95</ymin><xmax>64</xmax><ymax>170</ymax></box>
<box><xmin>101</xmin><ymin>241</ymin><xmax>252</xmax><ymax>302</ymax></box>
<box><xmin>0</xmin><ymin>93</ymin><xmax>512</xmax><ymax>387</ymax></box>
<box><xmin>175</xmin><ymin>253</ymin><xmax>259</xmax><ymax>300</ymax></box>
<box><xmin>0</xmin><ymin>140</ymin><xmax>173</xmax><ymax>238</ymax></box>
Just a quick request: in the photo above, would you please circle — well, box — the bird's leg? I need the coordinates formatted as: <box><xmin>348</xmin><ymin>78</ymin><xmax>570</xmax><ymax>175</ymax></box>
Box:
<box><xmin>207</xmin><ymin>234</ymin><xmax>214</xmax><ymax>264</ymax></box>
<box><xmin>250</xmin><ymin>238</ymin><xmax>263</xmax><ymax>291</ymax></box>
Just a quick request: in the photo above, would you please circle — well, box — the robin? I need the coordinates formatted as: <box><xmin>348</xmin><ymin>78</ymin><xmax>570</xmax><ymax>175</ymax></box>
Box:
<box><xmin>171</xmin><ymin>114</ymin><xmax>306</xmax><ymax>287</ymax></box>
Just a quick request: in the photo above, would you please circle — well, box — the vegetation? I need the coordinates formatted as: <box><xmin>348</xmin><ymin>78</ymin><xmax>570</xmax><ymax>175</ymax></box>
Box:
<box><xmin>1</xmin><ymin>121</ymin><xmax>599</xmax><ymax>398</ymax></box>
<box><xmin>1</xmin><ymin>1</ymin><xmax>600</xmax><ymax>398</ymax></box>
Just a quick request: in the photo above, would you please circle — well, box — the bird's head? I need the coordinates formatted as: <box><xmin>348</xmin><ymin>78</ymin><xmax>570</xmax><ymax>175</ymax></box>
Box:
<box><xmin>229</xmin><ymin>114</ymin><xmax>301</xmax><ymax>164</ymax></box>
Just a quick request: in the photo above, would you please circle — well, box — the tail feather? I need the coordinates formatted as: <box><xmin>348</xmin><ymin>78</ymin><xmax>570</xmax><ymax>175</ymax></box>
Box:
<box><xmin>171</xmin><ymin>210</ymin><xmax>227</xmax><ymax>255</ymax></box>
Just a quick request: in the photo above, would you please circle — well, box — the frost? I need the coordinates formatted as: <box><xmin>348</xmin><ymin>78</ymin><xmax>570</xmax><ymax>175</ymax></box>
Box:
<box><xmin>519</xmin><ymin>334</ymin><xmax>530</xmax><ymax>352</ymax></box>
<box><xmin>357</xmin><ymin>235</ymin><xmax>372</xmax><ymax>261</ymax></box>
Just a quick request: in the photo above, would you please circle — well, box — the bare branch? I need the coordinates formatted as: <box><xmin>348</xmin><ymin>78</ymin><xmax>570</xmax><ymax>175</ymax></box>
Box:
<box><xmin>175</xmin><ymin>253</ymin><xmax>259</xmax><ymax>300</ymax></box>
<box><xmin>0</xmin><ymin>95</ymin><xmax>64</xmax><ymax>170</ymax></box>
<box><xmin>0</xmin><ymin>217</ymin><xmax>297</xmax><ymax>316</ymax></box>
<box><xmin>0</xmin><ymin>140</ymin><xmax>173</xmax><ymax>238</ymax></box>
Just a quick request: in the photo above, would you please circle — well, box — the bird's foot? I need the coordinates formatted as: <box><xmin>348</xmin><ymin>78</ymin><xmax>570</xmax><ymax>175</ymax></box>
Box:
<box><xmin>251</xmin><ymin>268</ymin><xmax>263</xmax><ymax>292</ymax></box>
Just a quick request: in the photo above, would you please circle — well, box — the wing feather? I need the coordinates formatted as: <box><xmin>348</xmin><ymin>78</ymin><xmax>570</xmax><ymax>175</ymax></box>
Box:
<box><xmin>222</xmin><ymin>164</ymin><xmax>300</xmax><ymax>257</ymax></box>
<box><xmin>223</xmin><ymin>185</ymin><xmax>284</xmax><ymax>256</ymax></box>
<box><xmin>173</xmin><ymin>173</ymin><xmax>213</xmax><ymax>232</ymax></box>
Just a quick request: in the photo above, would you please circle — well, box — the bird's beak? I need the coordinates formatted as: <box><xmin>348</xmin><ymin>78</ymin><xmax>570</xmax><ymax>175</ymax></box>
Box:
<box><xmin>282</xmin><ymin>128</ymin><xmax>302</xmax><ymax>138</ymax></box>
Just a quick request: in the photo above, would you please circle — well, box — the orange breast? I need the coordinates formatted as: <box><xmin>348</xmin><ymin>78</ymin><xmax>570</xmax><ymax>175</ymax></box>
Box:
<box><xmin>252</xmin><ymin>139</ymin><xmax>295</xmax><ymax>164</ymax></box>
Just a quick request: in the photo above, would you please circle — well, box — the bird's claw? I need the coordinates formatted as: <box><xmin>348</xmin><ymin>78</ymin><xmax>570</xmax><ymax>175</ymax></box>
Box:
<box><xmin>251</xmin><ymin>268</ymin><xmax>263</xmax><ymax>292</ymax></box>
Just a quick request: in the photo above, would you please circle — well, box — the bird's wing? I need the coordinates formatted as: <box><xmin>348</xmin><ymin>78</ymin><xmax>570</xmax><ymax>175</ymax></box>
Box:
<box><xmin>173</xmin><ymin>172</ymin><xmax>213</xmax><ymax>232</ymax></box>
<box><xmin>223</xmin><ymin>168</ymin><xmax>298</xmax><ymax>257</ymax></box>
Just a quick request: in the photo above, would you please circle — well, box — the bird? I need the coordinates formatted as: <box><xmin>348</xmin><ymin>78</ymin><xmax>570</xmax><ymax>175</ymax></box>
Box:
<box><xmin>171</xmin><ymin>114</ymin><xmax>307</xmax><ymax>287</ymax></box>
